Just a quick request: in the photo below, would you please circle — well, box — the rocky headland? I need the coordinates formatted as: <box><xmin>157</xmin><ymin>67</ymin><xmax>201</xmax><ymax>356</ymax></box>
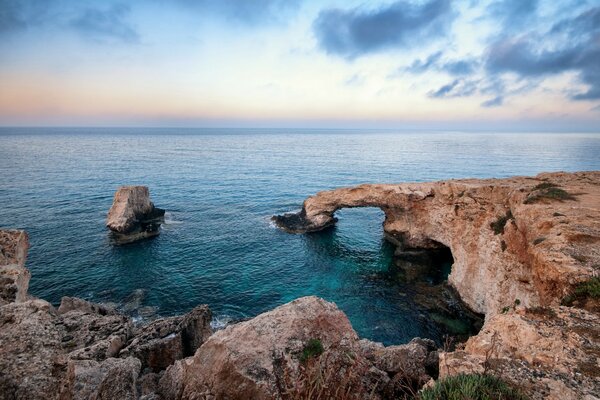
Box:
<box><xmin>273</xmin><ymin>170</ymin><xmax>600</xmax><ymax>398</ymax></box>
<box><xmin>106</xmin><ymin>186</ymin><xmax>165</xmax><ymax>244</ymax></box>
<box><xmin>1</xmin><ymin>171</ymin><xmax>599</xmax><ymax>399</ymax></box>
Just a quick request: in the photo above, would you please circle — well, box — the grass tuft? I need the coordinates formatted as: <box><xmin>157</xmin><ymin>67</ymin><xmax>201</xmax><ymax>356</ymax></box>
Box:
<box><xmin>419</xmin><ymin>374</ymin><xmax>528</xmax><ymax>400</ymax></box>
<box><xmin>533</xmin><ymin>182</ymin><xmax>558</xmax><ymax>190</ymax></box>
<box><xmin>299</xmin><ymin>338</ymin><xmax>324</xmax><ymax>363</ymax></box>
<box><xmin>562</xmin><ymin>277</ymin><xmax>600</xmax><ymax>306</ymax></box>
<box><xmin>524</xmin><ymin>185</ymin><xmax>577</xmax><ymax>204</ymax></box>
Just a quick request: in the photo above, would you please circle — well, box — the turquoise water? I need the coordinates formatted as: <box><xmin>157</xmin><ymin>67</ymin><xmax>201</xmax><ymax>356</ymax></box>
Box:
<box><xmin>1</xmin><ymin>128</ymin><xmax>599</xmax><ymax>345</ymax></box>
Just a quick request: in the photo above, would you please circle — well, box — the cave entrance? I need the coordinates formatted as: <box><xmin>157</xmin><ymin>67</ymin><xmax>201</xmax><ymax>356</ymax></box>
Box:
<box><xmin>392</xmin><ymin>242</ymin><xmax>454</xmax><ymax>285</ymax></box>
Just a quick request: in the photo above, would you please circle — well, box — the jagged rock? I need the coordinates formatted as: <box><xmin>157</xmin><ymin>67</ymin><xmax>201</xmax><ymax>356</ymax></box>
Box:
<box><xmin>359</xmin><ymin>337</ymin><xmax>439</xmax><ymax>397</ymax></box>
<box><xmin>63</xmin><ymin>357</ymin><xmax>141</xmax><ymax>400</ymax></box>
<box><xmin>0</xmin><ymin>299</ymin><xmax>67</xmax><ymax>400</ymax></box>
<box><xmin>440</xmin><ymin>306</ymin><xmax>600</xmax><ymax>400</ymax></box>
<box><xmin>106</xmin><ymin>186</ymin><xmax>165</xmax><ymax>244</ymax></box>
<box><xmin>160</xmin><ymin>296</ymin><xmax>361</xmax><ymax>399</ymax></box>
<box><xmin>273</xmin><ymin>171</ymin><xmax>600</xmax><ymax>316</ymax></box>
<box><xmin>0</xmin><ymin>230</ymin><xmax>30</xmax><ymax>305</ymax></box>
<box><xmin>159</xmin><ymin>296</ymin><xmax>433</xmax><ymax>400</ymax></box>
<box><xmin>58</xmin><ymin>297</ymin><xmax>133</xmax><ymax>361</ymax></box>
<box><xmin>120</xmin><ymin>305</ymin><xmax>212</xmax><ymax>372</ymax></box>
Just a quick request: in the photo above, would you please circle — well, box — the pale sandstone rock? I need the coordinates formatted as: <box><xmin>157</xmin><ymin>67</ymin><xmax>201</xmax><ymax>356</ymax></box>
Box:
<box><xmin>0</xmin><ymin>299</ymin><xmax>66</xmax><ymax>400</ymax></box>
<box><xmin>63</xmin><ymin>357</ymin><xmax>141</xmax><ymax>400</ymax></box>
<box><xmin>274</xmin><ymin>171</ymin><xmax>600</xmax><ymax>316</ymax></box>
<box><xmin>440</xmin><ymin>306</ymin><xmax>600</xmax><ymax>399</ymax></box>
<box><xmin>162</xmin><ymin>296</ymin><xmax>360</xmax><ymax>399</ymax></box>
<box><xmin>119</xmin><ymin>304</ymin><xmax>212</xmax><ymax>372</ymax></box>
<box><xmin>0</xmin><ymin>230</ymin><xmax>30</xmax><ymax>305</ymax></box>
<box><xmin>106</xmin><ymin>186</ymin><xmax>165</xmax><ymax>243</ymax></box>
<box><xmin>159</xmin><ymin>297</ymin><xmax>436</xmax><ymax>400</ymax></box>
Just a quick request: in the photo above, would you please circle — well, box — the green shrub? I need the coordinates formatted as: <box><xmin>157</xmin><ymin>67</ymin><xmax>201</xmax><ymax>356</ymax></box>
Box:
<box><xmin>524</xmin><ymin>186</ymin><xmax>577</xmax><ymax>204</ymax></box>
<box><xmin>419</xmin><ymin>374</ymin><xmax>528</xmax><ymax>400</ymax></box>
<box><xmin>490</xmin><ymin>210</ymin><xmax>513</xmax><ymax>235</ymax></box>
<box><xmin>532</xmin><ymin>182</ymin><xmax>558</xmax><ymax>190</ymax></box>
<box><xmin>300</xmin><ymin>338</ymin><xmax>324</xmax><ymax>363</ymax></box>
<box><xmin>562</xmin><ymin>277</ymin><xmax>600</xmax><ymax>306</ymax></box>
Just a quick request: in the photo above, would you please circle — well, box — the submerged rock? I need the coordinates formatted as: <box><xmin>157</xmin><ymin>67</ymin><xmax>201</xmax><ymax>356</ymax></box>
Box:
<box><xmin>106</xmin><ymin>186</ymin><xmax>165</xmax><ymax>244</ymax></box>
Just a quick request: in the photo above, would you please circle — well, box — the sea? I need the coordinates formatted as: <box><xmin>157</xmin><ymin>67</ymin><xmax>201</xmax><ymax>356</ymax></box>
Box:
<box><xmin>1</xmin><ymin>128</ymin><xmax>599</xmax><ymax>345</ymax></box>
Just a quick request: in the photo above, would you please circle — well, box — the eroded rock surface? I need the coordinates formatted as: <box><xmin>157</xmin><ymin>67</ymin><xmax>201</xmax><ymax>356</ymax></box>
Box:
<box><xmin>274</xmin><ymin>171</ymin><xmax>600</xmax><ymax>316</ymax></box>
<box><xmin>274</xmin><ymin>171</ymin><xmax>600</xmax><ymax>399</ymax></box>
<box><xmin>0</xmin><ymin>234</ymin><xmax>212</xmax><ymax>400</ymax></box>
<box><xmin>119</xmin><ymin>305</ymin><xmax>212</xmax><ymax>372</ymax></box>
<box><xmin>0</xmin><ymin>230</ymin><xmax>30</xmax><ymax>305</ymax></box>
<box><xmin>159</xmin><ymin>296</ymin><xmax>438</xmax><ymax>400</ymax></box>
<box><xmin>440</xmin><ymin>306</ymin><xmax>600</xmax><ymax>399</ymax></box>
<box><xmin>106</xmin><ymin>186</ymin><xmax>165</xmax><ymax>243</ymax></box>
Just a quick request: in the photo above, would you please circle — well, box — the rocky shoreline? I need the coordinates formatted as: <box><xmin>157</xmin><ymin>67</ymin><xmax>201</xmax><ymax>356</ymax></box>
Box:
<box><xmin>1</xmin><ymin>171</ymin><xmax>599</xmax><ymax>399</ymax></box>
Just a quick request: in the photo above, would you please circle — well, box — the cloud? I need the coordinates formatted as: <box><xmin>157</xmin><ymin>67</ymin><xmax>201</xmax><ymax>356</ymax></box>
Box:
<box><xmin>0</xmin><ymin>1</ymin><xmax>139</xmax><ymax>44</ymax></box>
<box><xmin>171</xmin><ymin>0</ymin><xmax>302</xmax><ymax>25</ymax></box>
<box><xmin>69</xmin><ymin>4</ymin><xmax>138</xmax><ymax>43</ymax></box>
<box><xmin>486</xmin><ymin>0</ymin><xmax>538</xmax><ymax>30</ymax></box>
<box><xmin>344</xmin><ymin>74</ymin><xmax>365</xmax><ymax>86</ymax></box>
<box><xmin>481</xmin><ymin>96</ymin><xmax>503</xmax><ymax>107</ymax></box>
<box><xmin>428</xmin><ymin>78</ymin><xmax>478</xmax><ymax>98</ymax></box>
<box><xmin>313</xmin><ymin>0</ymin><xmax>453</xmax><ymax>59</ymax></box>
<box><xmin>0</xmin><ymin>0</ymin><xmax>52</xmax><ymax>33</ymax></box>
<box><xmin>403</xmin><ymin>51</ymin><xmax>477</xmax><ymax>75</ymax></box>
<box><xmin>485</xmin><ymin>6</ymin><xmax>600</xmax><ymax>100</ymax></box>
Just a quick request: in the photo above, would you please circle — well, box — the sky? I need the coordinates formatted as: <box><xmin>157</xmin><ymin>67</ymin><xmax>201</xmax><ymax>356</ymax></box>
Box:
<box><xmin>0</xmin><ymin>0</ymin><xmax>599</xmax><ymax>131</ymax></box>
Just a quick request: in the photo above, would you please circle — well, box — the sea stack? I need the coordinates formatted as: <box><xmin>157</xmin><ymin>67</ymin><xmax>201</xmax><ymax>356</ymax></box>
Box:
<box><xmin>106</xmin><ymin>186</ymin><xmax>165</xmax><ymax>244</ymax></box>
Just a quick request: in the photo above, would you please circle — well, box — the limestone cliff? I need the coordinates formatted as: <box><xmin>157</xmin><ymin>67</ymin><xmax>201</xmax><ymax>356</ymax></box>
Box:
<box><xmin>274</xmin><ymin>171</ymin><xmax>600</xmax><ymax>317</ymax></box>
<box><xmin>0</xmin><ymin>230</ymin><xmax>30</xmax><ymax>305</ymax></box>
<box><xmin>274</xmin><ymin>171</ymin><xmax>600</xmax><ymax>399</ymax></box>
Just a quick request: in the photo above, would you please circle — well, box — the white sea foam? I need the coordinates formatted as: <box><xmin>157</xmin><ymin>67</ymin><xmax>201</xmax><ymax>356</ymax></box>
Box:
<box><xmin>211</xmin><ymin>315</ymin><xmax>233</xmax><ymax>330</ymax></box>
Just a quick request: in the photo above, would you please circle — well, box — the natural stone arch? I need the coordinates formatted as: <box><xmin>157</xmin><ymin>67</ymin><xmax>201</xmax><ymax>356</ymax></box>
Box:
<box><xmin>273</xmin><ymin>172</ymin><xmax>600</xmax><ymax>317</ymax></box>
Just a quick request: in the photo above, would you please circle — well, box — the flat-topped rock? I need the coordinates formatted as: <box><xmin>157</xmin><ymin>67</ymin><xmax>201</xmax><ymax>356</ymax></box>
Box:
<box><xmin>106</xmin><ymin>186</ymin><xmax>165</xmax><ymax>244</ymax></box>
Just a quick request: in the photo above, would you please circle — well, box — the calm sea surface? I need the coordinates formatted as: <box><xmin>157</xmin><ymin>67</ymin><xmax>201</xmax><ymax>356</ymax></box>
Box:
<box><xmin>1</xmin><ymin>128</ymin><xmax>599</xmax><ymax>345</ymax></box>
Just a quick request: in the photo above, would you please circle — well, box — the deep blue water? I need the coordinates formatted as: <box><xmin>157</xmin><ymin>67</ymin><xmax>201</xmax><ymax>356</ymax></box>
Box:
<box><xmin>1</xmin><ymin>128</ymin><xmax>599</xmax><ymax>345</ymax></box>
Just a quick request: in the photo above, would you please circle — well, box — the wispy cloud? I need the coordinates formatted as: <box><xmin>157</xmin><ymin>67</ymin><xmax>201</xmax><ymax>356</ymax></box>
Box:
<box><xmin>481</xmin><ymin>95</ymin><xmax>503</xmax><ymax>107</ymax></box>
<box><xmin>170</xmin><ymin>0</ymin><xmax>302</xmax><ymax>25</ymax></box>
<box><xmin>403</xmin><ymin>51</ymin><xmax>477</xmax><ymax>76</ymax></box>
<box><xmin>428</xmin><ymin>78</ymin><xmax>478</xmax><ymax>98</ymax></box>
<box><xmin>313</xmin><ymin>0</ymin><xmax>453</xmax><ymax>59</ymax></box>
<box><xmin>485</xmin><ymin>6</ymin><xmax>600</xmax><ymax>100</ymax></box>
<box><xmin>69</xmin><ymin>4</ymin><xmax>138</xmax><ymax>43</ymax></box>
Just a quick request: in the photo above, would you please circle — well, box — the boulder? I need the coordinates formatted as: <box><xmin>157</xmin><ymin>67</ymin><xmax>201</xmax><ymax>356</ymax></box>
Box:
<box><xmin>440</xmin><ymin>306</ymin><xmax>600</xmax><ymax>399</ymax></box>
<box><xmin>0</xmin><ymin>299</ymin><xmax>67</xmax><ymax>400</ymax></box>
<box><xmin>0</xmin><ymin>230</ymin><xmax>30</xmax><ymax>305</ymax></box>
<box><xmin>159</xmin><ymin>296</ymin><xmax>435</xmax><ymax>400</ymax></box>
<box><xmin>106</xmin><ymin>186</ymin><xmax>165</xmax><ymax>244</ymax></box>
<box><xmin>120</xmin><ymin>305</ymin><xmax>212</xmax><ymax>372</ymax></box>
<box><xmin>57</xmin><ymin>297</ymin><xmax>133</xmax><ymax>361</ymax></box>
<box><xmin>63</xmin><ymin>357</ymin><xmax>141</xmax><ymax>400</ymax></box>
